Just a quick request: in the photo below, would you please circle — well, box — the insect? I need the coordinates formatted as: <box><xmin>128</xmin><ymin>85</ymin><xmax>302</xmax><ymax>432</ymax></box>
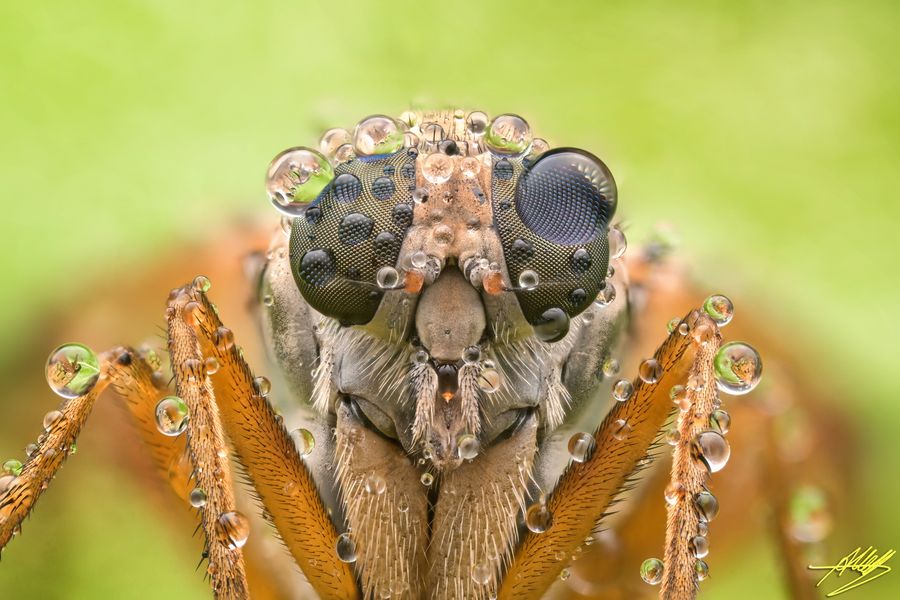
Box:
<box><xmin>0</xmin><ymin>109</ymin><xmax>844</xmax><ymax>600</ymax></box>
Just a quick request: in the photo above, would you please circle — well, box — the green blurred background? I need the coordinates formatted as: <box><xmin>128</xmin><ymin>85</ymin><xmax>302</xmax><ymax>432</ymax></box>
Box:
<box><xmin>1</xmin><ymin>0</ymin><xmax>898</xmax><ymax>597</ymax></box>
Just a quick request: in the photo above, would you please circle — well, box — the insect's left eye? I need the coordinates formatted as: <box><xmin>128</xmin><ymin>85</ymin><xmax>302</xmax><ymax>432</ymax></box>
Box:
<box><xmin>493</xmin><ymin>148</ymin><xmax>618</xmax><ymax>342</ymax></box>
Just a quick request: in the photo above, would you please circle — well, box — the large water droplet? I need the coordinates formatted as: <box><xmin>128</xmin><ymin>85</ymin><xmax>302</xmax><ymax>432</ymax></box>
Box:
<box><xmin>695</xmin><ymin>559</ymin><xmax>709</xmax><ymax>581</ymax></box>
<box><xmin>568</xmin><ymin>432</ymin><xmax>595</xmax><ymax>463</ymax></box>
<box><xmin>457</xmin><ymin>434</ymin><xmax>480</xmax><ymax>460</ymax></box>
<box><xmin>714</xmin><ymin>342</ymin><xmax>762</xmax><ymax>395</ymax></box>
<box><xmin>353</xmin><ymin>115</ymin><xmax>404</xmax><ymax>156</ymax></box>
<box><xmin>477</xmin><ymin>367</ymin><xmax>501</xmax><ymax>393</ymax></box>
<box><xmin>525</xmin><ymin>501</ymin><xmax>553</xmax><ymax>533</ymax></box>
<box><xmin>638</xmin><ymin>358</ymin><xmax>662</xmax><ymax>384</ymax></box>
<box><xmin>466</xmin><ymin>111</ymin><xmax>489</xmax><ymax>135</ymax></box>
<box><xmin>155</xmin><ymin>396</ymin><xmax>189</xmax><ymax>436</ymax></box>
<box><xmin>612</xmin><ymin>379</ymin><xmax>633</xmax><ymax>402</ymax></box>
<box><xmin>266</xmin><ymin>147</ymin><xmax>334</xmax><ymax>217</ymax></box>
<box><xmin>365</xmin><ymin>472</ymin><xmax>386</xmax><ymax>495</ymax></box>
<box><xmin>2</xmin><ymin>459</ymin><xmax>23</xmax><ymax>476</ymax></box>
<box><xmin>710</xmin><ymin>409</ymin><xmax>731</xmax><ymax>434</ymax></box>
<box><xmin>290</xmin><ymin>428</ymin><xmax>316</xmax><ymax>456</ymax></box>
<box><xmin>216</xmin><ymin>511</ymin><xmax>250</xmax><ymax>549</ymax></box>
<box><xmin>189</xmin><ymin>487</ymin><xmax>207</xmax><ymax>508</ymax></box>
<box><xmin>608</xmin><ymin>227</ymin><xmax>627</xmax><ymax>259</ymax></box>
<box><xmin>46</xmin><ymin>343</ymin><xmax>101</xmax><ymax>399</ymax></box>
<box><xmin>335</xmin><ymin>532</ymin><xmax>357</xmax><ymax>563</ymax></box>
<box><xmin>376</xmin><ymin>266</ymin><xmax>401</xmax><ymax>290</ymax></box>
<box><xmin>471</xmin><ymin>560</ymin><xmax>493</xmax><ymax>585</ymax></box>
<box><xmin>788</xmin><ymin>485</ymin><xmax>832</xmax><ymax>542</ymax></box>
<box><xmin>254</xmin><ymin>376</ymin><xmax>272</xmax><ymax>397</ymax></box>
<box><xmin>703</xmin><ymin>294</ymin><xmax>734</xmax><ymax>326</ymax></box>
<box><xmin>423</xmin><ymin>152</ymin><xmax>454</xmax><ymax>184</ymax></box>
<box><xmin>690</xmin><ymin>535</ymin><xmax>709</xmax><ymax>558</ymax></box>
<box><xmin>462</xmin><ymin>346</ymin><xmax>481</xmax><ymax>365</ymax></box>
<box><xmin>695</xmin><ymin>431</ymin><xmax>731</xmax><ymax>473</ymax></box>
<box><xmin>533</xmin><ymin>307</ymin><xmax>569</xmax><ymax>342</ymax></box>
<box><xmin>485</xmin><ymin>114</ymin><xmax>532</xmax><ymax>155</ymax></box>
<box><xmin>640</xmin><ymin>558</ymin><xmax>664</xmax><ymax>585</ymax></box>
<box><xmin>695</xmin><ymin>491</ymin><xmax>719</xmax><ymax>523</ymax></box>
<box><xmin>518</xmin><ymin>269</ymin><xmax>540</xmax><ymax>290</ymax></box>
<box><xmin>42</xmin><ymin>410</ymin><xmax>63</xmax><ymax>431</ymax></box>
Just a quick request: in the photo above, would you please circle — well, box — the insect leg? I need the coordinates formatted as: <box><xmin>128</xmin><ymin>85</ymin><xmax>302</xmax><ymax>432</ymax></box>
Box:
<box><xmin>170</xmin><ymin>284</ymin><xmax>359</xmax><ymax>600</ymax></box>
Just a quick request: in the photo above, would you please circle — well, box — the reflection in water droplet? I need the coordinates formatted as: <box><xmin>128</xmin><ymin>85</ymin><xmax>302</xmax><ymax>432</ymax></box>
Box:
<box><xmin>2</xmin><ymin>460</ymin><xmax>23</xmax><ymax>476</ymax></box>
<box><xmin>46</xmin><ymin>343</ymin><xmax>101</xmax><ymax>399</ymax></box>
<box><xmin>189</xmin><ymin>487</ymin><xmax>207</xmax><ymax>508</ymax></box>
<box><xmin>608</xmin><ymin>227</ymin><xmax>627</xmax><ymax>259</ymax></box>
<box><xmin>420</xmin><ymin>472</ymin><xmax>434</xmax><ymax>487</ymax></box>
<box><xmin>471</xmin><ymin>560</ymin><xmax>493</xmax><ymax>585</ymax></box>
<box><xmin>714</xmin><ymin>342</ymin><xmax>762</xmax><ymax>395</ymax></box>
<box><xmin>518</xmin><ymin>269</ymin><xmax>540</xmax><ymax>290</ymax></box>
<box><xmin>423</xmin><ymin>152</ymin><xmax>454</xmax><ymax>184</ymax></box>
<box><xmin>42</xmin><ymin>410</ymin><xmax>63</xmax><ymax>431</ymax></box>
<box><xmin>695</xmin><ymin>559</ymin><xmax>709</xmax><ymax>581</ymax></box>
<box><xmin>525</xmin><ymin>501</ymin><xmax>553</xmax><ymax>533</ymax></box>
<box><xmin>640</xmin><ymin>558</ymin><xmax>664</xmax><ymax>585</ymax></box>
<box><xmin>666</xmin><ymin>428</ymin><xmax>681</xmax><ymax>446</ymax></box>
<box><xmin>695</xmin><ymin>431</ymin><xmax>731</xmax><ymax>473</ymax></box>
<box><xmin>612</xmin><ymin>379</ymin><xmax>633</xmax><ymax>402</ymax></box>
<box><xmin>665</xmin><ymin>482</ymin><xmax>684</xmax><ymax>506</ymax></box>
<box><xmin>639</xmin><ymin>359</ymin><xmax>662</xmax><ymax>384</ymax></box>
<box><xmin>365</xmin><ymin>472</ymin><xmax>386</xmax><ymax>495</ymax></box>
<box><xmin>710</xmin><ymin>409</ymin><xmax>731</xmax><ymax>434</ymax></box>
<box><xmin>667</xmin><ymin>318</ymin><xmax>681</xmax><ymax>334</ymax></box>
<box><xmin>217</xmin><ymin>511</ymin><xmax>250</xmax><ymax>549</ymax></box>
<box><xmin>695</xmin><ymin>491</ymin><xmax>719</xmax><ymax>522</ymax></box>
<box><xmin>485</xmin><ymin>114</ymin><xmax>532</xmax><ymax>155</ymax></box>
<box><xmin>568</xmin><ymin>432</ymin><xmax>595</xmax><ymax>463</ymax></box>
<box><xmin>266</xmin><ymin>147</ymin><xmax>334</xmax><ymax>217</ymax></box>
<box><xmin>466</xmin><ymin>111</ymin><xmax>489</xmax><ymax>136</ymax></box>
<box><xmin>319</xmin><ymin>128</ymin><xmax>352</xmax><ymax>157</ymax></box>
<box><xmin>462</xmin><ymin>346</ymin><xmax>481</xmax><ymax>364</ymax></box>
<box><xmin>703</xmin><ymin>294</ymin><xmax>734</xmax><ymax>326</ymax></box>
<box><xmin>376</xmin><ymin>266</ymin><xmax>401</xmax><ymax>290</ymax></box>
<box><xmin>612</xmin><ymin>419</ymin><xmax>631</xmax><ymax>441</ymax></box>
<box><xmin>458</xmin><ymin>434</ymin><xmax>481</xmax><ymax>460</ymax></box>
<box><xmin>691</xmin><ymin>535</ymin><xmax>709</xmax><ymax>558</ymax></box>
<box><xmin>353</xmin><ymin>115</ymin><xmax>404</xmax><ymax>156</ymax></box>
<box><xmin>595</xmin><ymin>282</ymin><xmax>616</xmax><ymax>306</ymax></box>
<box><xmin>155</xmin><ymin>396</ymin><xmax>189</xmax><ymax>436</ymax></box>
<box><xmin>254</xmin><ymin>376</ymin><xmax>272</xmax><ymax>397</ymax></box>
<box><xmin>291</xmin><ymin>428</ymin><xmax>316</xmax><ymax>456</ymax></box>
<box><xmin>478</xmin><ymin>367</ymin><xmax>501</xmax><ymax>393</ymax></box>
<box><xmin>335</xmin><ymin>532</ymin><xmax>357</xmax><ymax>563</ymax></box>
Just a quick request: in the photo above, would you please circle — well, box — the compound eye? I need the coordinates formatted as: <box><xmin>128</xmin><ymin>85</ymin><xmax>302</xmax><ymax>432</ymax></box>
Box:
<box><xmin>266</xmin><ymin>147</ymin><xmax>334</xmax><ymax>217</ymax></box>
<box><xmin>516</xmin><ymin>148</ymin><xmax>616</xmax><ymax>245</ymax></box>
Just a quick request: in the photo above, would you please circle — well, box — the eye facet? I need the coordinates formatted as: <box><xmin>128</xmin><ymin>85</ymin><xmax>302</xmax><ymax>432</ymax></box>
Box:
<box><xmin>515</xmin><ymin>148</ymin><xmax>616</xmax><ymax>246</ymax></box>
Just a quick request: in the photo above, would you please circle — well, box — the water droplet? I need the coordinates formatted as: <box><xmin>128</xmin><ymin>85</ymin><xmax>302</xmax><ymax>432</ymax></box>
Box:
<box><xmin>639</xmin><ymin>359</ymin><xmax>662</xmax><ymax>384</ymax></box>
<box><xmin>216</xmin><ymin>511</ymin><xmax>250</xmax><ymax>549</ymax></box>
<box><xmin>189</xmin><ymin>487</ymin><xmax>207</xmax><ymax>508</ymax></box>
<box><xmin>461</xmin><ymin>156</ymin><xmax>481</xmax><ymax>178</ymax></box>
<box><xmin>477</xmin><ymin>367</ymin><xmax>501</xmax><ymax>393</ymax></box>
<box><xmin>412</xmin><ymin>187</ymin><xmax>429</xmax><ymax>204</ymax></box>
<box><xmin>485</xmin><ymin>114</ymin><xmax>532</xmax><ymax>155</ymax></box>
<box><xmin>665</xmin><ymin>482</ymin><xmax>684</xmax><ymax>505</ymax></box>
<box><xmin>698</xmin><ymin>521</ymin><xmax>709</xmax><ymax>536</ymax></box>
<box><xmin>46</xmin><ymin>343</ymin><xmax>101</xmax><ymax>399</ymax></box>
<box><xmin>788</xmin><ymin>485</ymin><xmax>832</xmax><ymax>542</ymax></box>
<box><xmin>410</xmin><ymin>251</ymin><xmax>428</xmax><ymax>269</ymax></box>
<box><xmin>0</xmin><ymin>474</ymin><xmax>15</xmax><ymax>494</ymax></box>
<box><xmin>466</xmin><ymin>111</ymin><xmax>489</xmax><ymax>135</ymax></box>
<box><xmin>714</xmin><ymin>342</ymin><xmax>762</xmax><ymax>395</ymax></box>
<box><xmin>204</xmin><ymin>357</ymin><xmax>220</xmax><ymax>375</ymax></box>
<box><xmin>695</xmin><ymin>559</ymin><xmax>709</xmax><ymax>581</ymax></box>
<box><xmin>421</xmin><ymin>122</ymin><xmax>445</xmax><ymax>144</ymax></box>
<box><xmin>25</xmin><ymin>443</ymin><xmax>38</xmax><ymax>458</ymax></box>
<box><xmin>602</xmin><ymin>358</ymin><xmax>620</xmax><ymax>377</ymax></box>
<box><xmin>666</xmin><ymin>428</ymin><xmax>681</xmax><ymax>446</ymax></box>
<box><xmin>216</xmin><ymin>327</ymin><xmax>235</xmax><ymax>352</ymax></box>
<box><xmin>266</xmin><ymin>147</ymin><xmax>334</xmax><ymax>217</ymax></box>
<box><xmin>678</xmin><ymin>322</ymin><xmax>690</xmax><ymax>336</ymax></box>
<box><xmin>695</xmin><ymin>431</ymin><xmax>731</xmax><ymax>473</ymax></box>
<box><xmin>667</xmin><ymin>318</ymin><xmax>681</xmax><ymax>334</ymax></box>
<box><xmin>397</xmin><ymin>493</ymin><xmax>410</xmax><ymax>513</ymax></box>
<box><xmin>290</xmin><ymin>428</ymin><xmax>316</xmax><ymax>456</ymax></box>
<box><xmin>420</xmin><ymin>472</ymin><xmax>434</xmax><ymax>487</ymax></box>
<box><xmin>376</xmin><ymin>266</ymin><xmax>401</xmax><ymax>290</ymax></box>
<box><xmin>595</xmin><ymin>282</ymin><xmax>616</xmax><ymax>306</ymax></box>
<box><xmin>413</xmin><ymin>350</ymin><xmax>430</xmax><ymax>364</ymax></box>
<box><xmin>703</xmin><ymin>294</ymin><xmax>734</xmax><ymax>326</ymax></box>
<box><xmin>710</xmin><ymin>409</ymin><xmax>731</xmax><ymax>434</ymax></box>
<box><xmin>365</xmin><ymin>472</ymin><xmax>386</xmax><ymax>495</ymax></box>
<box><xmin>608</xmin><ymin>227</ymin><xmax>627</xmax><ymax>259</ymax></box>
<box><xmin>334</xmin><ymin>143</ymin><xmax>356</xmax><ymax>163</ymax></box>
<box><xmin>568</xmin><ymin>432</ymin><xmax>595</xmax><ymax>463</ymax></box>
<box><xmin>155</xmin><ymin>396</ymin><xmax>189</xmax><ymax>436</ymax></box>
<box><xmin>559</xmin><ymin>568</ymin><xmax>571</xmax><ymax>581</ymax></box>
<box><xmin>533</xmin><ymin>307</ymin><xmax>570</xmax><ymax>342</ymax></box>
<box><xmin>518</xmin><ymin>269</ymin><xmax>540</xmax><ymax>290</ymax></box>
<box><xmin>462</xmin><ymin>346</ymin><xmax>481</xmax><ymax>364</ymax></box>
<box><xmin>690</xmin><ymin>535</ymin><xmax>709</xmax><ymax>558</ymax></box>
<box><xmin>531</xmin><ymin>138</ymin><xmax>550</xmax><ymax>155</ymax></box>
<box><xmin>640</xmin><ymin>558</ymin><xmax>664</xmax><ymax>585</ymax></box>
<box><xmin>423</xmin><ymin>152</ymin><xmax>454</xmax><ymax>184</ymax></box>
<box><xmin>612</xmin><ymin>379</ymin><xmax>633</xmax><ymax>402</ymax></box>
<box><xmin>319</xmin><ymin>128</ymin><xmax>352</xmax><ymax>157</ymax></box>
<box><xmin>353</xmin><ymin>115</ymin><xmax>404</xmax><ymax>156</ymax></box>
<box><xmin>3</xmin><ymin>459</ymin><xmax>23</xmax><ymax>476</ymax></box>
<box><xmin>254</xmin><ymin>376</ymin><xmax>271</xmax><ymax>397</ymax></box>
<box><xmin>612</xmin><ymin>419</ymin><xmax>631</xmax><ymax>440</ymax></box>
<box><xmin>525</xmin><ymin>501</ymin><xmax>553</xmax><ymax>533</ymax></box>
<box><xmin>42</xmin><ymin>410</ymin><xmax>63</xmax><ymax>431</ymax></box>
<box><xmin>458</xmin><ymin>434</ymin><xmax>481</xmax><ymax>460</ymax></box>
<box><xmin>695</xmin><ymin>491</ymin><xmax>719</xmax><ymax>522</ymax></box>
<box><xmin>471</xmin><ymin>560</ymin><xmax>493</xmax><ymax>585</ymax></box>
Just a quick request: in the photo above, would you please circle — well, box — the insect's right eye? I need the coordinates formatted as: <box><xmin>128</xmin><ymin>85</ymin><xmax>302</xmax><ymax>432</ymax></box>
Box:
<box><xmin>492</xmin><ymin>148</ymin><xmax>618</xmax><ymax>342</ymax></box>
